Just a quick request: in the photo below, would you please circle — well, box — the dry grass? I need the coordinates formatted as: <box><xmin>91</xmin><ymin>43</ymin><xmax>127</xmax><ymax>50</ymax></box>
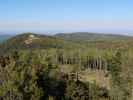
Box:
<box><xmin>59</xmin><ymin>65</ymin><xmax>111</xmax><ymax>89</ymax></box>
<box><xmin>80</xmin><ymin>70</ymin><xmax>111</xmax><ymax>89</ymax></box>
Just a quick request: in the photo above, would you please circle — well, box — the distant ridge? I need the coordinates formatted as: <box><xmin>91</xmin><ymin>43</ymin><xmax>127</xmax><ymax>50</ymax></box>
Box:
<box><xmin>1</xmin><ymin>32</ymin><xmax>133</xmax><ymax>52</ymax></box>
<box><xmin>0</xmin><ymin>33</ymin><xmax>81</xmax><ymax>52</ymax></box>
<box><xmin>55</xmin><ymin>32</ymin><xmax>133</xmax><ymax>42</ymax></box>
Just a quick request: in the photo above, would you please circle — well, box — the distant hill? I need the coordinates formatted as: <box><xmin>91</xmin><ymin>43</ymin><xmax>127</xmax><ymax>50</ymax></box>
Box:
<box><xmin>55</xmin><ymin>32</ymin><xmax>132</xmax><ymax>42</ymax></box>
<box><xmin>1</xmin><ymin>32</ymin><xmax>133</xmax><ymax>52</ymax></box>
<box><xmin>55</xmin><ymin>32</ymin><xmax>133</xmax><ymax>49</ymax></box>
<box><xmin>0</xmin><ymin>33</ymin><xmax>81</xmax><ymax>52</ymax></box>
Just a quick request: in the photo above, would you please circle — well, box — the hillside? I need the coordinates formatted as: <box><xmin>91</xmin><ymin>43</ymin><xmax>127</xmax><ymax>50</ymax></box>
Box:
<box><xmin>55</xmin><ymin>32</ymin><xmax>133</xmax><ymax>49</ymax></box>
<box><xmin>0</xmin><ymin>32</ymin><xmax>133</xmax><ymax>100</ymax></box>
<box><xmin>1</xmin><ymin>32</ymin><xmax>133</xmax><ymax>51</ymax></box>
<box><xmin>0</xmin><ymin>33</ymin><xmax>82</xmax><ymax>52</ymax></box>
<box><xmin>55</xmin><ymin>32</ymin><xmax>132</xmax><ymax>42</ymax></box>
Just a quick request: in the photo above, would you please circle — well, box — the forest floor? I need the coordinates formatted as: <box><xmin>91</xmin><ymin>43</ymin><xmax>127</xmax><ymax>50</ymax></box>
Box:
<box><xmin>80</xmin><ymin>70</ymin><xmax>111</xmax><ymax>90</ymax></box>
<box><xmin>59</xmin><ymin>65</ymin><xmax>111</xmax><ymax>90</ymax></box>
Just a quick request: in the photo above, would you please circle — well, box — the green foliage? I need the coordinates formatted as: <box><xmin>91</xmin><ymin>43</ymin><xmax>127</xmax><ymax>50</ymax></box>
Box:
<box><xmin>0</xmin><ymin>33</ymin><xmax>133</xmax><ymax>100</ymax></box>
<box><xmin>0</xmin><ymin>52</ymin><xmax>44</xmax><ymax>100</ymax></box>
<box><xmin>65</xmin><ymin>81</ymin><xmax>90</xmax><ymax>100</ymax></box>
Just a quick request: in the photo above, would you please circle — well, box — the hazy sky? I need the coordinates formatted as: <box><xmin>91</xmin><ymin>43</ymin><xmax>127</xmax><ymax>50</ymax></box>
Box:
<box><xmin>0</xmin><ymin>0</ymin><xmax>133</xmax><ymax>34</ymax></box>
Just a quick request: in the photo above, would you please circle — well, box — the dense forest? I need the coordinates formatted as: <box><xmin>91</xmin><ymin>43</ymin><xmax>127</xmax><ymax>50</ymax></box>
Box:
<box><xmin>0</xmin><ymin>32</ymin><xmax>133</xmax><ymax>100</ymax></box>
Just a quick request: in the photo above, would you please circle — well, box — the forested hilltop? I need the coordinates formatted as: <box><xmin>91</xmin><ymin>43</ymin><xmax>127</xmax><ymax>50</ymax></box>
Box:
<box><xmin>0</xmin><ymin>32</ymin><xmax>133</xmax><ymax>100</ymax></box>
<box><xmin>55</xmin><ymin>32</ymin><xmax>132</xmax><ymax>41</ymax></box>
<box><xmin>0</xmin><ymin>33</ymin><xmax>83</xmax><ymax>53</ymax></box>
<box><xmin>55</xmin><ymin>32</ymin><xmax>133</xmax><ymax>49</ymax></box>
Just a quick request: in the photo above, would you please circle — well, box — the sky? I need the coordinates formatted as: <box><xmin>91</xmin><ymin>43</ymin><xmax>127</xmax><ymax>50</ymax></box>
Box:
<box><xmin>0</xmin><ymin>0</ymin><xmax>133</xmax><ymax>35</ymax></box>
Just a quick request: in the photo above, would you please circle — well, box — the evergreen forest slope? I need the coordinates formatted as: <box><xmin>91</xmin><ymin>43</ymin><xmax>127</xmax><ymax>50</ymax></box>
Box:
<box><xmin>0</xmin><ymin>32</ymin><xmax>133</xmax><ymax>100</ymax></box>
